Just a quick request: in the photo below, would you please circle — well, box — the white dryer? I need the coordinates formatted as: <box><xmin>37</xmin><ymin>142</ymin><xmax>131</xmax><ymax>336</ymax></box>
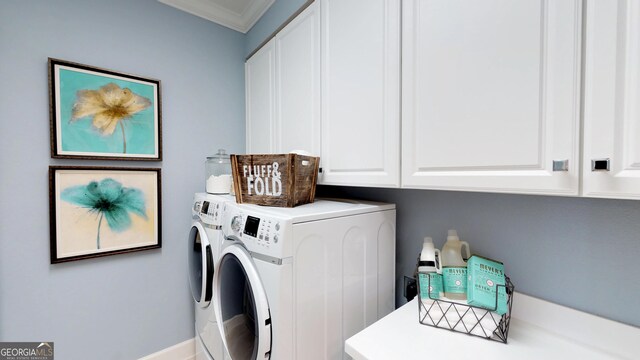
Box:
<box><xmin>214</xmin><ymin>199</ymin><xmax>396</xmax><ymax>360</ymax></box>
<box><xmin>188</xmin><ymin>193</ymin><xmax>233</xmax><ymax>360</ymax></box>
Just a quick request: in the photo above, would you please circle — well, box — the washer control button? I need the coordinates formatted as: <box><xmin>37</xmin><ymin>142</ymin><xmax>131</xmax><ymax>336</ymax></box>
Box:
<box><xmin>231</xmin><ymin>215</ymin><xmax>243</xmax><ymax>233</ymax></box>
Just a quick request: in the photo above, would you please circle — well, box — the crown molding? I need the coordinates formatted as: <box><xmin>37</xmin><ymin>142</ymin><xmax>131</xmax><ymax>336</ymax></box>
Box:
<box><xmin>159</xmin><ymin>0</ymin><xmax>275</xmax><ymax>33</ymax></box>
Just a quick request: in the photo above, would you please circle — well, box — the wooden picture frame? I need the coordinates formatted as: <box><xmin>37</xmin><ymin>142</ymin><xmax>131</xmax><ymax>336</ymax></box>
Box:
<box><xmin>48</xmin><ymin>58</ymin><xmax>162</xmax><ymax>160</ymax></box>
<box><xmin>49</xmin><ymin>166</ymin><xmax>162</xmax><ymax>263</ymax></box>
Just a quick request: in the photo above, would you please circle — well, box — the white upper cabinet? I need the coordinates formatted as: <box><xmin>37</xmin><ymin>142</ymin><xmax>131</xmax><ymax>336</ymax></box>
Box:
<box><xmin>246</xmin><ymin>2</ymin><xmax>320</xmax><ymax>156</ymax></box>
<box><xmin>401</xmin><ymin>0</ymin><xmax>582</xmax><ymax>195</ymax></box>
<box><xmin>246</xmin><ymin>39</ymin><xmax>276</xmax><ymax>154</ymax></box>
<box><xmin>583</xmin><ymin>0</ymin><xmax>640</xmax><ymax>199</ymax></box>
<box><xmin>320</xmin><ymin>0</ymin><xmax>401</xmax><ymax>187</ymax></box>
<box><xmin>275</xmin><ymin>2</ymin><xmax>321</xmax><ymax>156</ymax></box>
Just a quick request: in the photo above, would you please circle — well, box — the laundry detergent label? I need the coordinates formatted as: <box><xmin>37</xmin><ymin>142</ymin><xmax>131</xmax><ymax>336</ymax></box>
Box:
<box><xmin>443</xmin><ymin>267</ymin><xmax>467</xmax><ymax>294</ymax></box>
<box><xmin>467</xmin><ymin>255</ymin><xmax>508</xmax><ymax>315</ymax></box>
<box><xmin>418</xmin><ymin>273</ymin><xmax>442</xmax><ymax>299</ymax></box>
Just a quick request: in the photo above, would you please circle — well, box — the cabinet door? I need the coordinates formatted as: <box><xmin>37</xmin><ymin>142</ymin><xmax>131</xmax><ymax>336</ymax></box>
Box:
<box><xmin>246</xmin><ymin>40</ymin><xmax>276</xmax><ymax>154</ymax></box>
<box><xmin>583</xmin><ymin>1</ymin><xmax>640</xmax><ymax>199</ymax></box>
<box><xmin>275</xmin><ymin>2</ymin><xmax>321</xmax><ymax>157</ymax></box>
<box><xmin>402</xmin><ymin>0</ymin><xmax>581</xmax><ymax>195</ymax></box>
<box><xmin>320</xmin><ymin>0</ymin><xmax>401</xmax><ymax>187</ymax></box>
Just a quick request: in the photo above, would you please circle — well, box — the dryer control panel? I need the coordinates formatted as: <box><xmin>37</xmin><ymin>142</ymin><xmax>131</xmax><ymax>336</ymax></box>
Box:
<box><xmin>192</xmin><ymin>193</ymin><xmax>226</xmax><ymax>227</ymax></box>
<box><xmin>198</xmin><ymin>200</ymin><xmax>222</xmax><ymax>226</ymax></box>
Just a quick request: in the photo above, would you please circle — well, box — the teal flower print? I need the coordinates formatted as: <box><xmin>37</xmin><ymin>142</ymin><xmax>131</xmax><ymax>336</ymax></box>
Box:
<box><xmin>61</xmin><ymin>178</ymin><xmax>147</xmax><ymax>249</ymax></box>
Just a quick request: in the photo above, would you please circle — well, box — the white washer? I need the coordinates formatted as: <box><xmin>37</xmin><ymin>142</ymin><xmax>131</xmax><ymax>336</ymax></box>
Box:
<box><xmin>188</xmin><ymin>193</ymin><xmax>234</xmax><ymax>360</ymax></box>
<box><xmin>214</xmin><ymin>199</ymin><xmax>396</xmax><ymax>360</ymax></box>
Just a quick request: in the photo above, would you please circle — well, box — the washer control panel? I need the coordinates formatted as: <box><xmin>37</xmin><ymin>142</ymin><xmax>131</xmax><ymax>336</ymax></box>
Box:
<box><xmin>252</xmin><ymin>216</ymin><xmax>281</xmax><ymax>245</ymax></box>
<box><xmin>240</xmin><ymin>214</ymin><xmax>281</xmax><ymax>246</ymax></box>
<box><xmin>224</xmin><ymin>205</ymin><xmax>282</xmax><ymax>250</ymax></box>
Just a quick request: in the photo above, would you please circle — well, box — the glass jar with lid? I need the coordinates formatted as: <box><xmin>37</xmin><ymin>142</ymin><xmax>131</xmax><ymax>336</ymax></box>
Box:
<box><xmin>205</xmin><ymin>149</ymin><xmax>233</xmax><ymax>194</ymax></box>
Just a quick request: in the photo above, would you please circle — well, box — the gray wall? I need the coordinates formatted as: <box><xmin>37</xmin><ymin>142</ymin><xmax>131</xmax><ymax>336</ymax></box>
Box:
<box><xmin>250</xmin><ymin>1</ymin><xmax>640</xmax><ymax>328</ymax></box>
<box><xmin>317</xmin><ymin>186</ymin><xmax>640</xmax><ymax>328</ymax></box>
<box><xmin>0</xmin><ymin>0</ymin><xmax>245</xmax><ymax>359</ymax></box>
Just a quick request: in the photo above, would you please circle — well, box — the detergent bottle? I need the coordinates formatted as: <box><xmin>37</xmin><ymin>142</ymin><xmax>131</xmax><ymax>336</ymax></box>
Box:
<box><xmin>417</xmin><ymin>237</ymin><xmax>443</xmax><ymax>299</ymax></box>
<box><xmin>441</xmin><ymin>230</ymin><xmax>471</xmax><ymax>300</ymax></box>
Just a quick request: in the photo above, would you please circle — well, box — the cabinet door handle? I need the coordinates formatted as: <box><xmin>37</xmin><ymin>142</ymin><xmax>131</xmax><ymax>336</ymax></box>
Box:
<box><xmin>552</xmin><ymin>160</ymin><xmax>569</xmax><ymax>172</ymax></box>
<box><xmin>591</xmin><ymin>159</ymin><xmax>610</xmax><ymax>171</ymax></box>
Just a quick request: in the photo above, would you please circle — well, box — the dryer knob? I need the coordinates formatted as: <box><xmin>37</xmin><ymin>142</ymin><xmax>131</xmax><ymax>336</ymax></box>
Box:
<box><xmin>231</xmin><ymin>215</ymin><xmax>243</xmax><ymax>233</ymax></box>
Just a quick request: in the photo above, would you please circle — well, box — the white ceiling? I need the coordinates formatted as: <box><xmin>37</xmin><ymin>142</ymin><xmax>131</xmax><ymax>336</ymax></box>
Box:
<box><xmin>159</xmin><ymin>0</ymin><xmax>275</xmax><ymax>33</ymax></box>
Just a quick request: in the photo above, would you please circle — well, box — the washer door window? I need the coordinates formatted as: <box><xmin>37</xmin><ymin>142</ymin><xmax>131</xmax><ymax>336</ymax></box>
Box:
<box><xmin>217</xmin><ymin>244</ymin><xmax>271</xmax><ymax>360</ymax></box>
<box><xmin>188</xmin><ymin>222</ymin><xmax>213</xmax><ymax>307</ymax></box>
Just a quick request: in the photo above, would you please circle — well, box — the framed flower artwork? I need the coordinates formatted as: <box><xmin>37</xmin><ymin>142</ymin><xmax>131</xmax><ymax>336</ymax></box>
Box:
<box><xmin>49</xmin><ymin>166</ymin><xmax>161</xmax><ymax>263</ymax></box>
<box><xmin>48</xmin><ymin>58</ymin><xmax>162</xmax><ymax>160</ymax></box>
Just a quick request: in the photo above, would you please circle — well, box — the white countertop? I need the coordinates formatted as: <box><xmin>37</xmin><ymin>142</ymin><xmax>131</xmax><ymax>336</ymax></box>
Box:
<box><xmin>345</xmin><ymin>293</ymin><xmax>640</xmax><ymax>360</ymax></box>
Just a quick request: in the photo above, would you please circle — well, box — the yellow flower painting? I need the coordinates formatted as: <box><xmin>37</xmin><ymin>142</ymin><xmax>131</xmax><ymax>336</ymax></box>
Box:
<box><xmin>71</xmin><ymin>83</ymin><xmax>151</xmax><ymax>153</ymax></box>
<box><xmin>49</xmin><ymin>58</ymin><xmax>161</xmax><ymax>160</ymax></box>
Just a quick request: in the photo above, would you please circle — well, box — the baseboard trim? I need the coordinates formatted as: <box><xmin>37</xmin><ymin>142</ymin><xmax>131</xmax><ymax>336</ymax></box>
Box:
<box><xmin>139</xmin><ymin>338</ymin><xmax>196</xmax><ymax>360</ymax></box>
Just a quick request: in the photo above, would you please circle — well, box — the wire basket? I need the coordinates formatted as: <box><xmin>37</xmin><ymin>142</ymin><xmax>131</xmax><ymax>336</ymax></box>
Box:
<box><xmin>417</xmin><ymin>274</ymin><xmax>514</xmax><ymax>343</ymax></box>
